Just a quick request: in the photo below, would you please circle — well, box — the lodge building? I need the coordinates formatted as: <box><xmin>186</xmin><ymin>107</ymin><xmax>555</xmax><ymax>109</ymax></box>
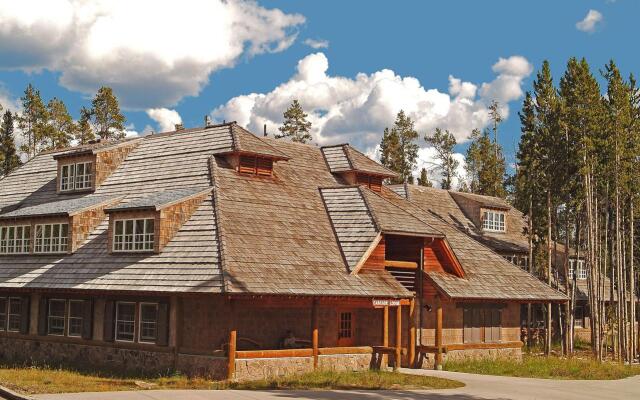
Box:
<box><xmin>0</xmin><ymin>123</ymin><xmax>565</xmax><ymax>380</ymax></box>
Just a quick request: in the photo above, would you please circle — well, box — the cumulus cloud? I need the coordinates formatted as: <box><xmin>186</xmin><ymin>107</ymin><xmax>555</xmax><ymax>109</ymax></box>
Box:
<box><xmin>303</xmin><ymin>38</ymin><xmax>329</xmax><ymax>49</ymax></box>
<box><xmin>146</xmin><ymin>108</ymin><xmax>183</xmax><ymax>133</ymax></box>
<box><xmin>212</xmin><ymin>52</ymin><xmax>532</xmax><ymax>150</ymax></box>
<box><xmin>0</xmin><ymin>85</ymin><xmax>19</xmax><ymax>112</ymax></box>
<box><xmin>0</xmin><ymin>0</ymin><xmax>305</xmax><ymax>109</ymax></box>
<box><xmin>576</xmin><ymin>9</ymin><xmax>603</xmax><ymax>33</ymax></box>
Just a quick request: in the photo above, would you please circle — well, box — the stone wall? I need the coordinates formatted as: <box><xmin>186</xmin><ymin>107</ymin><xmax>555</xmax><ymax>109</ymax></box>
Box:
<box><xmin>415</xmin><ymin>346</ymin><xmax>522</xmax><ymax>369</ymax></box>
<box><xmin>233</xmin><ymin>353</ymin><xmax>374</xmax><ymax>382</ymax></box>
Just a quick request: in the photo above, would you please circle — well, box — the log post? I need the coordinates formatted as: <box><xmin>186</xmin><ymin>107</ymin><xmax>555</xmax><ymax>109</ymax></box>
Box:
<box><xmin>409</xmin><ymin>298</ymin><xmax>416</xmax><ymax>368</ymax></box>
<box><xmin>395</xmin><ymin>305</ymin><xmax>402</xmax><ymax>370</ymax></box>
<box><xmin>383</xmin><ymin>305</ymin><xmax>389</xmax><ymax>367</ymax></box>
<box><xmin>227</xmin><ymin>299</ymin><xmax>236</xmax><ymax>381</ymax></box>
<box><xmin>435</xmin><ymin>296</ymin><xmax>443</xmax><ymax>370</ymax></box>
<box><xmin>312</xmin><ymin>299</ymin><xmax>319</xmax><ymax>369</ymax></box>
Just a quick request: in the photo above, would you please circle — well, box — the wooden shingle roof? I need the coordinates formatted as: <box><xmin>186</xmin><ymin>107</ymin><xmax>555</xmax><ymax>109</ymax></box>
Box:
<box><xmin>321</xmin><ymin>144</ymin><xmax>397</xmax><ymax>177</ymax></box>
<box><xmin>0</xmin><ymin>195</ymin><xmax>119</xmax><ymax>219</ymax></box>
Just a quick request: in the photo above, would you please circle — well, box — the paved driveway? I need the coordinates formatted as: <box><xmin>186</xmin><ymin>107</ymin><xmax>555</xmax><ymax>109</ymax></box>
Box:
<box><xmin>33</xmin><ymin>369</ymin><xmax>640</xmax><ymax>400</ymax></box>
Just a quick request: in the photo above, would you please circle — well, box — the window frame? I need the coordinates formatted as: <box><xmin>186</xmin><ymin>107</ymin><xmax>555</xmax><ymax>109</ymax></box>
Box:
<box><xmin>238</xmin><ymin>155</ymin><xmax>273</xmax><ymax>176</ymax></box>
<box><xmin>115</xmin><ymin>301</ymin><xmax>137</xmax><ymax>343</ymax></box>
<box><xmin>0</xmin><ymin>297</ymin><xmax>6</xmax><ymax>331</ymax></box>
<box><xmin>34</xmin><ymin>223</ymin><xmax>69</xmax><ymax>254</ymax></box>
<box><xmin>337</xmin><ymin>310</ymin><xmax>355</xmax><ymax>346</ymax></box>
<box><xmin>463</xmin><ymin>306</ymin><xmax>502</xmax><ymax>344</ymax></box>
<box><xmin>47</xmin><ymin>298</ymin><xmax>67</xmax><ymax>336</ymax></box>
<box><xmin>112</xmin><ymin>218</ymin><xmax>155</xmax><ymax>253</ymax></box>
<box><xmin>482</xmin><ymin>210</ymin><xmax>506</xmax><ymax>232</ymax></box>
<box><xmin>67</xmin><ymin>299</ymin><xmax>85</xmax><ymax>338</ymax></box>
<box><xmin>0</xmin><ymin>225</ymin><xmax>31</xmax><ymax>254</ymax></box>
<box><xmin>60</xmin><ymin>161</ymin><xmax>93</xmax><ymax>192</ymax></box>
<box><xmin>7</xmin><ymin>297</ymin><xmax>22</xmax><ymax>332</ymax></box>
<box><xmin>138</xmin><ymin>302</ymin><xmax>159</xmax><ymax>344</ymax></box>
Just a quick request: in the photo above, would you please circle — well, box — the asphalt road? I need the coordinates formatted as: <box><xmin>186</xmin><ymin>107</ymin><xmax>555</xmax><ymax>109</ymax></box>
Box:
<box><xmin>31</xmin><ymin>369</ymin><xmax>640</xmax><ymax>400</ymax></box>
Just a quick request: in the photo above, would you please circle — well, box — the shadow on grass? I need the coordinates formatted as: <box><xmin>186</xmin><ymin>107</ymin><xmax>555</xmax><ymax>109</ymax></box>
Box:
<box><xmin>266</xmin><ymin>391</ymin><xmax>508</xmax><ymax>400</ymax></box>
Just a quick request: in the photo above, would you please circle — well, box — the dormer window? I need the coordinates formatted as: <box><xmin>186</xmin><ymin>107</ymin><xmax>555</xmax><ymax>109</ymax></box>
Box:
<box><xmin>482</xmin><ymin>210</ymin><xmax>505</xmax><ymax>232</ymax></box>
<box><xmin>356</xmin><ymin>173</ymin><xmax>383</xmax><ymax>192</ymax></box>
<box><xmin>569</xmin><ymin>259</ymin><xmax>587</xmax><ymax>280</ymax></box>
<box><xmin>60</xmin><ymin>161</ymin><xmax>93</xmax><ymax>192</ymax></box>
<box><xmin>113</xmin><ymin>218</ymin><xmax>155</xmax><ymax>252</ymax></box>
<box><xmin>239</xmin><ymin>155</ymin><xmax>273</xmax><ymax>176</ymax></box>
<box><xmin>34</xmin><ymin>223</ymin><xmax>69</xmax><ymax>254</ymax></box>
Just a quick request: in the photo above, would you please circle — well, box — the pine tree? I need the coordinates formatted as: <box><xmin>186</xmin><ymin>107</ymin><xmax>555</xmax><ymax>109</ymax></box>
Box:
<box><xmin>16</xmin><ymin>84</ymin><xmax>48</xmax><ymax>158</ymax></box>
<box><xmin>44</xmin><ymin>97</ymin><xmax>75</xmax><ymax>150</ymax></box>
<box><xmin>379</xmin><ymin>110</ymin><xmax>419</xmax><ymax>184</ymax></box>
<box><xmin>276</xmin><ymin>100</ymin><xmax>312</xmax><ymax>143</ymax></box>
<box><xmin>464</xmin><ymin>128</ymin><xmax>506</xmax><ymax>197</ymax></box>
<box><xmin>91</xmin><ymin>86</ymin><xmax>126</xmax><ymax>140</ymax></box>
<box><xmin>75</xmin><ymin>107</ymin><xmax>95</xmax><ymax>145</ymax></box>
<box><xmin>425</xmin><ymin>128</ymin><xmax>459</xmax><ymax>190</ymax></box>
<box><xmin>417</xmin><ymin>167</ymin><xmax>432</xmax><ymax>187</ymax></box>
<box><xmin>0</xmin><ymin>110</ymin><xmax>21</xmax><ymax>176</ymax></box>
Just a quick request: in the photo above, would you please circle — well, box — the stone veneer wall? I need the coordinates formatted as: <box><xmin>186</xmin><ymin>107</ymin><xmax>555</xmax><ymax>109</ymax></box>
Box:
<box><xmin>416</xmin><ymin>346</ymin><xmax>522</xmax><ymax>369</ymax></box>
<box><xmin>233</xmin><ymin>353</ymin><xmax>373</xmax><ymax>382</ymax></box>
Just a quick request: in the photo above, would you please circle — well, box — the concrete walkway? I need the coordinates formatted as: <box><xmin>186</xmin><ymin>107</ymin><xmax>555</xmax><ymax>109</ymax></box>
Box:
<box><xmin>32</xmin><ymin>369</ymin><xmax>640</xmax><ymax>400</ymax></box>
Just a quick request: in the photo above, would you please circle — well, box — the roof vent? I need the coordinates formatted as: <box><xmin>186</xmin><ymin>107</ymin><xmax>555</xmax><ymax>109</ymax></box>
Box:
<box><xmin>175</xmin><ymin>123</ymin><xmax>184</xmax><ymax>131</ymax></box>
<box><xmin>205</xmin><ymin>115</ymin><xmax>213</xmax><ymax>127</ymax></box>
<box><xmin>263</xmin><ymin>123</ymin><xmax>267</xmax><ymax>137</ymax></box>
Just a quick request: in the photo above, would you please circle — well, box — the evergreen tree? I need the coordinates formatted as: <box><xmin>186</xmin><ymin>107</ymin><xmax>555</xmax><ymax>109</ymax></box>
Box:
<box><xmin>75</xmin><ymin>107</ymin><xmax>96</xmax><ymax>145</ymax></box>
<box><xmin>91</xmin><ymin>86</ymin><xmax>126</xmax><ymax>140</ymax></box>
<box><xmin>425</xmin><ymin>128</ymin><xmax>458</xmax><ymax>190</ymax></box>
<box><xmin>0</xmin><ymin>110</ymin><xmax>21</xmax><ymax>176</ymax></box>
<box><xmin>417</xmin><ymin>167</ymin><xmax>432</xmax><ymax>187</ymax></box>
<box><xmin>464</xmin><ymin>127</ymin><xmax>506</xmax><ymax>197</ymax></box>
<box><xmin>276</xmin><ymin>99</ymin><xmax>312</xmax><ymax>143</ymax></box>
<box><xmin>44</xmin><ymin>97</ymin><xmax>75</xmax><ymax>150</ymax></box>
<box><xmin>16</xmin><ymin>84</ymin><xmax>48</xmax><ymax>158</ymax></box>
<box><xmin>379</xmin><ymin>110</ymin><xmax>419</xmax><ymax>184</ymax></box>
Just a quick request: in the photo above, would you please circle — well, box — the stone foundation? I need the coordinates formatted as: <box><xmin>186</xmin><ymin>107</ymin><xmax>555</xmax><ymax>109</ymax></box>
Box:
<box><xmin>415</xmin><ymin>346</ymin><xmax>522</xmax><ymax>369</ymax></box>
<box><xmin>176</xmin><ymin>354</ymin><xmax>227</xmax><ymax>380</ymax></box>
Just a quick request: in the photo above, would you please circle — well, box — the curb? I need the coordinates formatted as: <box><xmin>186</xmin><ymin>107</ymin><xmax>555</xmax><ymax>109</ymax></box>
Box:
<box><xmin>0</xmin><ymin>385</ymin><xmax>34</xmax><ymax>400</ymax></box>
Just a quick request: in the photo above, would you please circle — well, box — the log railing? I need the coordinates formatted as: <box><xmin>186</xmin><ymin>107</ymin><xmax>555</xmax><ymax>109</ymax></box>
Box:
<box><xmin>235</xmin><ymin>346</ymin><xmax>373</xmax><ymax>360</ymax></box>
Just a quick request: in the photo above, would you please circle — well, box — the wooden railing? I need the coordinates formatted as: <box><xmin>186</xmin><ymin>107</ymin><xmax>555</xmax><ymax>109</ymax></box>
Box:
<box><xmin>235</xmin><ymin>346</ymin><xmax>373</xmax><ymax>359</ymax></box>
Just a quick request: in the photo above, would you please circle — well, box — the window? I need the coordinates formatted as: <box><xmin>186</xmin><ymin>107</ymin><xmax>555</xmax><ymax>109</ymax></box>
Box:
<box><xmin>568</xmin><ymin>259</ymin><xmax>587</xmax><ymax>280</ymax></box>
<box><xmin>463</xmin><ymin>306</ymin><xmax>502</xmax><ymax>343</ymax></box>
<box><xmin>356</xmin><ymin>174</ymin><xmax>383</xmax><ymax>192</ymax></box>
<box><xmin>115</xmin><ymin>302</ymin><xmax>136</xmax><ymax>342</ymax></box>
<box><xmin>68</xmin><ymin>300</ymin><xmax>84</xmax><ymax>337</ymax></box>
<box><xmin>113</xmin><ymin>219</ymin><xmax>155</xmax><ymax>252</ymax></box>
<box><xmin>139</xmin><ymin>303</ymin><xmax>158</xmax><ymax>343</ymax></box>
<box><xmin>60</xmin><ymin>161</ymin><xmax>93</xmax><ymax>191</ymax></box>
<box><xmin>47</xmin><ymin>299</ymin><xmax>66</xmax><ymax>336</ymax></box>
<box><xmin>238</xmin><ymin>155</ymin><xmax>273</xmax><ymax>176</ymax></box>
<box><xmin>337</xmin><ymin>311</ymin><xmax>354</xmax><ymax>346</ymax></box>
<box><xmin>0</xmin><ymin>225</ymin><xmax>31</xmax><ymax>254</ymax></box>
<box><xmin>574</xmin><ymin>306</ymin><xmax>585</xmax><ymax>329</ymax></box>
<box><xmin>7</xmin><ymin>297</ymin><xmax>22</xmax><ymax>332</ymax></box>
<box><xmin>34</xmin><ymin>223</ymin><xmax>68</xmax><ymax>253</ymax></box>
<box><xmin>0</xmin><ymin>298</ymin><xmax>6</xmax><ymax>331</ymax></box>
<box><xmin>482</xmin><ymin>210</ymin><xmax>505</xmax><ymax>232</ymax></box>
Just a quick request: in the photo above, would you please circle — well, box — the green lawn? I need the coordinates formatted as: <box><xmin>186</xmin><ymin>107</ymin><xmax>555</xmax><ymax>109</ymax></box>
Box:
<box><xmin>0</xmin><ymin>367</ymin><xmax>463</xmax><ymax>395</ymax></box>
<box><xmin>444</xmin><ymin>354</ymin><xmax>640</xmax><ymax>380</ymax></box>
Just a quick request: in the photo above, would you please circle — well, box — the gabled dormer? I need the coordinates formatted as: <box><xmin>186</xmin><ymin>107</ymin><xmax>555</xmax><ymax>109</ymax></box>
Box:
<box><xmin>321</xmin><ymin>144</ymin><xmax>397</xmax><ymax>192</ymax></box>
<box><xmin>104</xmin><ymin>187</ymin><xmax>211</xmax><ymax>254</ymax></box>
<box><xmin>53</xmin><ymin>139</ymin><xmax>141</xmax><ymax>194</ymax></box>
<box><xmin>209</xmin><ymin>122</ymin><xmax>289</xmax><ymax>177</ymax></box>
<box><xmin>449</xmin><ymin>191</ymin><xmax>511</xmax><ymax>233</ymax></box>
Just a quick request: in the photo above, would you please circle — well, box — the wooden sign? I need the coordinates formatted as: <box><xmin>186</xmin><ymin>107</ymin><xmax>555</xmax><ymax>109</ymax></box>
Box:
<box><xmin>372</xmin><ymin>299</ymin><xmax>402</xmax><ymax>308</ymax></box>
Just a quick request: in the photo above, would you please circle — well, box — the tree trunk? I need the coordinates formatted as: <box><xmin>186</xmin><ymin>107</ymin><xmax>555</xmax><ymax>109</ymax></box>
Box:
<box><xmin>631</xmin><ymin>201</ymin><xmax>636</xmax><ymax>361</ymax></box>
<box><xmin>527</xmin><ymin>195</ymin><xmax>534</xmax><ymax>350</ymax></box>
<box><xmin>546</xmin><ymin>190</ymin><xmax>552</xmax><ymax>355</ymax></box>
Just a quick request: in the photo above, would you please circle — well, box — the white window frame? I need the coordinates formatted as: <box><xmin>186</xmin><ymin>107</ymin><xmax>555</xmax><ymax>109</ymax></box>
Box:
<box><xmin>34</xmin><ymin>223</ymin><xmax>69</xmax><ymax>254</ymax></box>
<box><xmin>60</xmin><ymin>161</ymin><xmax>93</xmax><ymax>192</ymax></box>
<box><xmin>577</xmin><ymin>260</ymin><xmax>587</xmax><ymax>280</ymax></box>
<box><xmin>7</xmin><ymin>297</ymin><xmax>21</xmax><ymax>332</ymax></box>
<box><xmin>482</xmin><ymin>210</ymin><xmax>506</xmax><ymax>232</ymax></box>
<box><xmin>112</xmin><ymin>218</ymin><xmax>155</xmax><ymax>253</ymax></box>
<box><xmin>115</xmin><ymin>301</ymin><xmax>136</xmax><ymax>342</ymax></box>
<box><xmin>47</xmin><ymin>298</ymin><xmax>66</xmax><ymax>336</ymax></box>
<box><xmin>138</xmin><ymin>302</ymin><xmax>159</xmax><ymax>344</ymax></box>
<box><xmin>67</xmin><ymin>300</ymin><xmax>84</xmax><ymax>338</ymax></box>
<box><xmin>0</xmin><ymin>225</ymin><xmax>31</xmax><ymax>254</ymax></box>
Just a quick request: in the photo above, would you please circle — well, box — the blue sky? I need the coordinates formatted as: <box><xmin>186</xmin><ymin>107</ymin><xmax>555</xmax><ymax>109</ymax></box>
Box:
<box><xmin>0</xmin><ymin>0</ymin><xmax>636</xmax><ymax>184</ymax></box>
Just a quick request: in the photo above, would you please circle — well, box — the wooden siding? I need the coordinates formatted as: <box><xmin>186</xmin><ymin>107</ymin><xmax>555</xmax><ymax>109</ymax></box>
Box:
<box><xmin>361</xmin><ymin>237</ymin><xmax>385</xmax><ymax>270</ymax></box>
<box><xmin>95</xmin><ymin>141</ymin><xmax>140</xmax><ymax>187</ymax></box>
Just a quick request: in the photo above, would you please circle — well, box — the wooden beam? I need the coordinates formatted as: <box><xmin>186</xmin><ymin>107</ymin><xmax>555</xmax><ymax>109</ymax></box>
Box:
<box><xmin>351</xmin><ymin>232</ymin><xmax>382</xmax><ymax>275</ymax></box>
<box><xmin>409</xmin><ymin>298</ymin><xmax>416</xmax><ymax>368</ymax></box>
<box><xmin>385</xmin><ymin>260</ymin><xmax>418</xmax><ymax>269</ymax></box>
<box><xmin>227</xmin><ymin>328</ymin><xmax>236</xmax><ymax>380</ymax></box>
<box><xmin>395</xmin><ymin>305</ymin><xmax>402</xmax><ymax>371</ymax></box>
<box><xmin>382</xmin><ymin>305</ymin><xmax>389</xmax><ymax>367</ymax></box>
<box><xmin>435</xmin><ymin>296</ymin><xmax>443</xmax><ymax>370</ymax></box>
<box><xmin>311</xmin><ymin>299</ymin><xmax>319</xmax><ymax>369</ymax></box>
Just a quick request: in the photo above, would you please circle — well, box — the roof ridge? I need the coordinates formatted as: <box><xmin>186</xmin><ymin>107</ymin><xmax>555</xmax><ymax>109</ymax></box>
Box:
<box><xmin>208</xmin><ymin>155</ymin><xmax>229</xmax><ymax>293</ymax></box>
<box><xmin>356</xmin><ymin>186</ymin><xmax>380</xmax><ymax>232</ymax></box>
<box><xmin>232</xmin><ymin>123</ymin><xmax>290</xmax><ymax>159</ymax></box>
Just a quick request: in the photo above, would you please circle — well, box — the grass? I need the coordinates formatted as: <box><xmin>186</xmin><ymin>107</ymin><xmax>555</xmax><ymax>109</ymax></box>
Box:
<box><xmin>444</xmin><ymin>354</ymin><xmax>640</xmax><ymax>380</ymax></box>
<box><xmin>0</xmin><ymin>367</ymin><xmax>463</xmax><ymax>395</ymax></box>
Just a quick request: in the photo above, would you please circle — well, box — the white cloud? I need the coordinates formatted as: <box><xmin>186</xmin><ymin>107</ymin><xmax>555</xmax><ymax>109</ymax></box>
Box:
<box><xmin>414</xmin><ymin>147</ymin><xmax>467</xmax><ymax>189</ymax></box>
<box><xmin>146</xmin><ymin>108</ymin><xmax>183</xmax><ymax>133</ymax></box>
<box><xmin>0</xmin><ymin>0</ymin><xmax>305</xmax><ymax>109</ymax></box>
<box><xmin>576</xmin><ymin>9</ymin><xmax>603</xmax><ymax>33</ymax></box>
<box><xmin>0</xmin><ymin>85</ymin><xmax>19</xmax><ymax>112</ymax></box>
<box><xmin>212</xmin><ymin>52</ymin><xmax>532</xmax><ymax>152</ymax></box>
<box><xmin>304</xmin><ymin>38</ymin><xmax>329</xmax><ymax>49</ymax></box>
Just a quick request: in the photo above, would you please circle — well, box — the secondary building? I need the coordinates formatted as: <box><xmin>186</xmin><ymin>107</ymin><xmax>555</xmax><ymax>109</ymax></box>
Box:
<box><xmin>0</xmin><ymin>124</ymin><xmax>565</xmax><ymax>380</ymax></box>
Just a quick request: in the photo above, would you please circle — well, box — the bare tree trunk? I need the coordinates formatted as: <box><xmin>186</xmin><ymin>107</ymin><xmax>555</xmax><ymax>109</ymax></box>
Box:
<box><xmin>546</xmin><ymin>191</ymin><xmax>553</xmax><ymax>355</ymax></box>
<box><xmin>528</xmin><ymin>195</ymin><xmax>534</xmax><ymax>350</ymax></box>
<box><xmin>565</xmin><ymin>207</ymin><xmax>572</xmax><ymax>353</ymax></box>
<box><xmin>631</xmin><ymin>201</ymin><xmax>636</xmax><ymax>361</ymax></box>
